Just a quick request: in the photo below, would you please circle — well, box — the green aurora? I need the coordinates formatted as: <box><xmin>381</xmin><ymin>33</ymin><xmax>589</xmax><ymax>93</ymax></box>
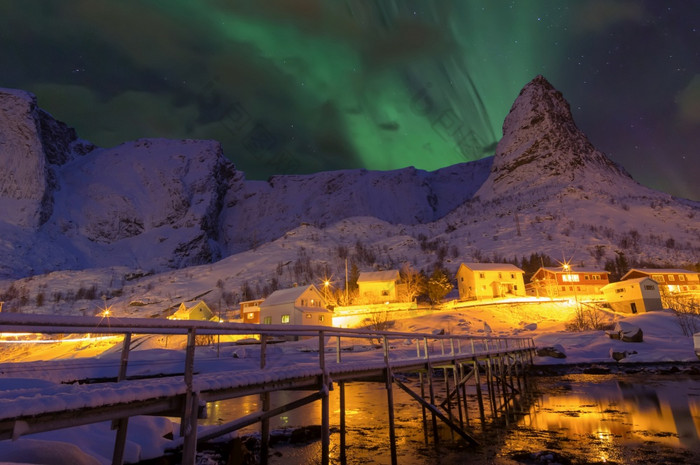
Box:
<box><xmin>1</xmin><ymin>1</ymin><xmax>698</xmax><ymax>199</ymax></box>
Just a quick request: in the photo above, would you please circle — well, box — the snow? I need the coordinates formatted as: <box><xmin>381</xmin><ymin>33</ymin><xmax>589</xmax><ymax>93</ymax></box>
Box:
<box><xmin>1</xmin><ymin>301</ymin><xmax>698</xmax><ymax>464</ymax></box>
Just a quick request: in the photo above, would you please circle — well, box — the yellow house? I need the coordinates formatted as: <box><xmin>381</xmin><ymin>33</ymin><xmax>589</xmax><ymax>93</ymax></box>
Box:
<box><xmin>357</xmin><ymin>270</ymin><xmax>401</xmax><ymax>304</ymax></box>
<box><xmin>168</xmin><ymin>301</ymin><xmax>217</xmax><ymax>321</ymax></box>
<box><xmin>456</xmin><ymin>263</ymin><xmax>526</xmax><ymax>301</ymax></box>
<box><xmin>601</xmin><ymin>277</ymin><xmax>663</xmax><ymax>314</ymax></box>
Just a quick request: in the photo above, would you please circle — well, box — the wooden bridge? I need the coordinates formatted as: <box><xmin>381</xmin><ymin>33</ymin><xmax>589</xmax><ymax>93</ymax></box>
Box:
<box><xmin>0</xmin><ymin>313</ymin><xmax>536</xmax><ymax>465</ymax></box>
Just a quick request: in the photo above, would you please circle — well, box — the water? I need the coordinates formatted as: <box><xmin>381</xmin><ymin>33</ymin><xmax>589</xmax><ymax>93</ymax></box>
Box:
<box><xmin>201</xmin><ymin>370</ymin><xmax>700</xmax><ymax>464</ymax></box>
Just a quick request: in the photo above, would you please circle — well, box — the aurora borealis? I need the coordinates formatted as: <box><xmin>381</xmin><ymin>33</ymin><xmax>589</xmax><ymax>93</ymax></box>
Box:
<box><xmin>1</xmin><ymin>1</ymin><xmax>698</xmax><ymax>199</ymax></box>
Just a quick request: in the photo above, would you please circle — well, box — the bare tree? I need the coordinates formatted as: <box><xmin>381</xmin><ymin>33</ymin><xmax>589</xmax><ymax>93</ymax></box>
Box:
<box><xmin>399</xmin><ymin>263</ymin><xmax>425</xmax><ymax>302</ymax></box>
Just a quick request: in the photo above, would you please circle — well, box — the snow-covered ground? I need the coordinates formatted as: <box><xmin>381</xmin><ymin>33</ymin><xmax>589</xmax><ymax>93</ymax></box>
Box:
<box><xmin>1</xmin><ymin>300</ymin><xmax>698</xmax><ymax>464</ymax></box>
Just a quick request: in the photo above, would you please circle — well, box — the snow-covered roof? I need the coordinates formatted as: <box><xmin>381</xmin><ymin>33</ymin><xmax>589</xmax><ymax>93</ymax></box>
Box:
<box><xmin>459</xmin><ymin>262</ymin><xmax>524</xmax><ymax>273</ymax></box>
<box><xmin>540</xmin><ymin>267</ymin><xmax>609</xmax><ymax>274</ymax></box>
<box><xmin>601</xmin><ymin>277</ymin><xmax>655</xmax><ymax>289</ymax></box>
<box><xmin>357</xmin><ymin>270</ymin><xmax>400</xmax><ymax>283</ymax></box>
<box><xmin>260</xmin><ymin>285</ymin><xmax>318</xmax><ymax>307</ymax></box>
<box><xmin>622</xmin><ymin>268</ymin><xmax>698</xmax><ymax>278</ymax></box>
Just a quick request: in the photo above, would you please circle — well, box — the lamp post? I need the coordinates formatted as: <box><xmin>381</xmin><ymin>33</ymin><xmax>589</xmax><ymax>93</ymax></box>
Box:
<box><xmin>563</xmin><ymin>263</ymin><xmax>579</xmax><ymax>310</ymax></box>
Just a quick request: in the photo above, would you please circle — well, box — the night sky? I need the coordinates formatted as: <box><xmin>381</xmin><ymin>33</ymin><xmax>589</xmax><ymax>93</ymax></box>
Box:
<box><xmin>2</xmin><ymin>1</ymin><xmax>698</xmax><ymax>200</ymax></box>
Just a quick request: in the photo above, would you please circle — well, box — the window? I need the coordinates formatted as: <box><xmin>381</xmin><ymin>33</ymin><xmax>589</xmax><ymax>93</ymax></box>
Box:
<box><xmin>479</xmin><ymin>273</ymin><xmax>485</xmax><ymax>279</ymax></box>
<box><xmin>668</xmin><ymin>275</ymin><xmax>675</xmax><ymax>281</ymax></box>
<box><xmin>281</xmin><ymin>314</ymin><xmax>290</xmax><ymax>324</ymax></box>
<box><xmin>584</xmin><ymin>275</ymin><xmax>590</xmax><ymax>280</ymax></box>
<box><xmin>652</xmin><ymin>274</ymin><xmax>664</xmax><ymax>281</ymax></box>
<box><xmin>561</xmin><ymin>286</ymin><xmax>566</xmax><ymax>291</ymax></box>
<box><xmin>306</xmin><ymin>313</ymin><xmax>312</xmax><ymax>319</ymax></box>
<box><xmin>246</xmin><ymin>312</ymin><xmax>255</xmax><ymax>320</ymax></box>
<box><xmin>592</xmin><ymin>274</ymin><xmax>600</xmax><ymax>280</ymax></box>
<box><xmin>562</xmin><ymin>274</ymin><xmax>579</xmax><ymax>282</ymax></box>
<box><xmin>498</xmin><ymin>272</ymin><xmax>502</xmax><ymax>279</ymax></box>
<box><xmin>510</xmin><ymin>273</ymin><xmax>515</xmax><ymax>279</ymax></box>
<box><xmin>514</xmin><ymin>285</ymin><xmax>518</xmax><ymax>290</ymax></box>
<box><xmin>300</xmin><ymin>299</ymin><xmax>306</xmax><ymax>306</ymax></box>
<box><xmin>678</xmin><ymin>275</ymin><xmax>685</xmax><ymax>281</ymax></box>
<box><xmin>318</xmin><ymin>315</ymin><xmax>325</xmax><ymax>323</ymax></box>
<box><xmin>460</xmin><ymin>277</ymin><xmax>464</xmax><ymax>282</ymax></box>
<box><xmin>263</xmin><ymin>316</ymin><xmax>272</xmax><ymax>324</ymax></box>
<box><xmin>644</xmin><ymin>285</ymin><xmax>655</xmax><ymax>291</ymax></box>
<box><xmin>381</xmin><ymin>290</ymin><xmax>389</xmax><ymax>296</ymax></box>
<box><xmin>616</xmin><ymin>288</ymin><xmax>625</xmax><ymax>293</ymax></box>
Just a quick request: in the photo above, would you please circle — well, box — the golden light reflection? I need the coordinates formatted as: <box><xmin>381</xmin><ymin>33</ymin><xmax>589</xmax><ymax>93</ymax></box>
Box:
<box><xmin>521</xmin><ymin>377</ymin><xmax>700</xmax><ymax>452</ymax></box>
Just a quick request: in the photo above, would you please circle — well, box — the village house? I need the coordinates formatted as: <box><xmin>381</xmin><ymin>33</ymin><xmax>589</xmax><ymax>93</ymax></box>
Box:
<box><xmin>357</xmin><ymin>270</ymin><xmax>401</xmax><ymax>304</ymax></box>
<box><xmin>526</xmin><ymin>266</ymin><xmax>610</xmax><ymax>299</ymax></box>
<box><xmin>238</xmin><ymin>299</ymin><xmax>264</xmax><ymax>324</ymax></box>
<box><xmin>167</xmin><ymin>301</ymin><xmax>217</xmax><ymax>321</ymax></box>
<box><xmin>456</xmin><ymin>263</ymin><xmax>526</xmax><ymax>301</ymax></box>
<box><xmin>620</xmin><ymin>268</ymin><xmax>700</xmax><ymax>295</ymax></box>
<box><xmin>259</xmin><ymin>284</ymin><xmax>332</xmax><ymax>327</ymax></box>
<box><xmin>601</xmin><ymin>277</ymin><xmax>663</xmax><ymax>314</ymax></box>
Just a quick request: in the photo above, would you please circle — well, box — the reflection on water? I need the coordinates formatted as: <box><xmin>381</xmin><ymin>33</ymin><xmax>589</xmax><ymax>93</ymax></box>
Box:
<box><xmin>202</xmin><ymin>372</ymin><xmax>700</xmax><ymax>464</ymax></box>
<box><xmin>514</xmin><ymin>374</ymin><xmax>700</xmax><ymax>464</ymax></box>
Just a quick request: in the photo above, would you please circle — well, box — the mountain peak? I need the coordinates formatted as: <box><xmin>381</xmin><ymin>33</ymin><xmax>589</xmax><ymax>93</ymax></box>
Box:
<box><xmin>476</xmin><ymin>75</ymin><xmax>635</xmax><ymax>199</ymax></box>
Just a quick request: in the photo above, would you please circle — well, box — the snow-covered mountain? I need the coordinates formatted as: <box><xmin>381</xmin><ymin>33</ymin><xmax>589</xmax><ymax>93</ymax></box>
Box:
<box><xmin>0</xmin><ymin>76</ymin><xmax>698</xmax><ymax>315</ymax></box>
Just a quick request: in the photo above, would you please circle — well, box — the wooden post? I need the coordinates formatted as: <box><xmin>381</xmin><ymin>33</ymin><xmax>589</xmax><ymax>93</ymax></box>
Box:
<box><xmin>450</xmin><ymin>339</ymin><xmax>464</xmax><ymax>429</ymax></box>
<box><xmin>424</xmin><ymin>337</ymin><xmax>438</xmax><ymax>445</ymax></box>
<box><xmin>383</xmin><ymin>335</ymin><xmax>398</xmax><ymax>465</ymax></box>
<box><xmin>473</xmin><ymin>360</ymin><xmax>486</xmax><ymax>424</ymax></box>
<box><xmin>419</xmin><ymin>372</ymin><xmax>428</xmax><ymax>443</ymax></box>
<box><xmin>260</xmin><ymin>334</ymin><xmax>270</xmax><ymax>465</ymax></box>
<box><xmin>181</xmin><ymin>328</ymin><xmax>198</xmax><ymax>465</ymax></box>
<box><xmin>339</xmin><ymin>380</ymin><xmax>347</xmax><ymax>465</ymax></box>
<box><xmin>111</xmin><ymin>332</ymin><xmax>132</xmax><ymax>465</ymax></box>
<box><xmin>320</xmin><ymin>331</ymin><xmax>330</xmax><ymax>465</ymax></box>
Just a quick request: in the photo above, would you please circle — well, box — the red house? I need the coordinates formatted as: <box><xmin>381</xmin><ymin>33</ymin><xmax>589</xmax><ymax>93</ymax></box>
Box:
<box><xmin>526</xmin><ymin>266</ymin><xmax>610</xmax><ymax>299</ymax></box>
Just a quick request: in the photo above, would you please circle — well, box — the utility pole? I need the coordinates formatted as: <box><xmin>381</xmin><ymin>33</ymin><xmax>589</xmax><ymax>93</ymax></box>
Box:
<box><xmin>345</xmin><ymin>259</ymin><xmax>348</xmax><ymax>304</ymax></box>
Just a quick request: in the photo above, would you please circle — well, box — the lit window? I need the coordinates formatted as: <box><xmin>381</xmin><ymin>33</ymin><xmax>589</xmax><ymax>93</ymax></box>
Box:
<box><xmin>562</xmin><ymin>274</ymin><xmax>580</xmax><ymax>282</ymax></box>
<box><xmin>247</xmin><ymin>312</ymin><xmax>255</xmax><ymax>320</ymax></box>
<box><xmin>281</xmin><ymin>314</ymin><xmax>290</xmax><ymax>324</ymax></box>
<box><xmin>263</xmin><ymin>316</ymin><xmax>271</xmax><ymax>324</ymax></box>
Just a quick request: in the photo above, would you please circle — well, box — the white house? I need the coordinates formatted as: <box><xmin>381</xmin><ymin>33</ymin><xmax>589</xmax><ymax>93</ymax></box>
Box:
<box><xmin>168</xmin><ymin>301</ymin><xmax>217</xmax><ymax>321</ymax></box>
<box><xmin>357</xmin><ymin>270</ymin><xmax>401</xmax><ymax>304</ymax></box>
<box><xmin>259</xmin><ymin>284</ymin><xmax>332</xmax><ymax>327</ymax></box>
<box><xmin>601</xmin><ymin>277</ymin><xmax>663</xmax><ymax>314</ymax></box>
<box><xmin>456</xmin><ymin>263</ymin><xmax>526</xmax><ymax>301</ymax></box>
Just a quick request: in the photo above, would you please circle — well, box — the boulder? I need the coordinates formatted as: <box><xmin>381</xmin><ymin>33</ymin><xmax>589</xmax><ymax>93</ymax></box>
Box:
<box><xmin>536</xmin><ymin>345</ymin><xmax>566</xmax><ymax>359</ymax></box>
<box><xmin>613</xmin><ymin>322</ymin><xmax>643</xmax><ymax>342</ymax></box>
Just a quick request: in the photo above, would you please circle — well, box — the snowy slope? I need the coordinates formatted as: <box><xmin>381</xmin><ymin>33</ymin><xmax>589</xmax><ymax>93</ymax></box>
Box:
<box><xmin>0</xmin><ymin>77</ymin><xmax>698</xmax><ymax>314</ymax></box>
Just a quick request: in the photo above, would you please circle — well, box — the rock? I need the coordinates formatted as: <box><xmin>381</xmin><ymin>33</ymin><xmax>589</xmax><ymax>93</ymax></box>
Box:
<box><xmin>609</xmin><ymin>348</ymin><xmax>638</xmax><ymax>362</ymax></box>
<box><xmin>523</xmin><ymin>323</ymin><xmax>538</xmax><ymax>331</ymax></box>
<box><xmin>290</xmin><ymin>425</ymin><xmax>323</xmax><ymax>444</ymax></box>
<box><xmin>536</xmin><ymin>345</ymin><xmax>566</xmax><ymax>359</ymax></box>
<box><xmin>613</xmin><ymin>322</ymin><xmax>643</xmax><ymax>342</ymax></box>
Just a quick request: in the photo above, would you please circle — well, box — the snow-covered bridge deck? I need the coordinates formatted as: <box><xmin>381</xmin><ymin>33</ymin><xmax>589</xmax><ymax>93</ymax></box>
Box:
<box><xmin>0</xmin><ymin>313</ymin><xmax>535</xmax><ymax>465</ymax></box>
